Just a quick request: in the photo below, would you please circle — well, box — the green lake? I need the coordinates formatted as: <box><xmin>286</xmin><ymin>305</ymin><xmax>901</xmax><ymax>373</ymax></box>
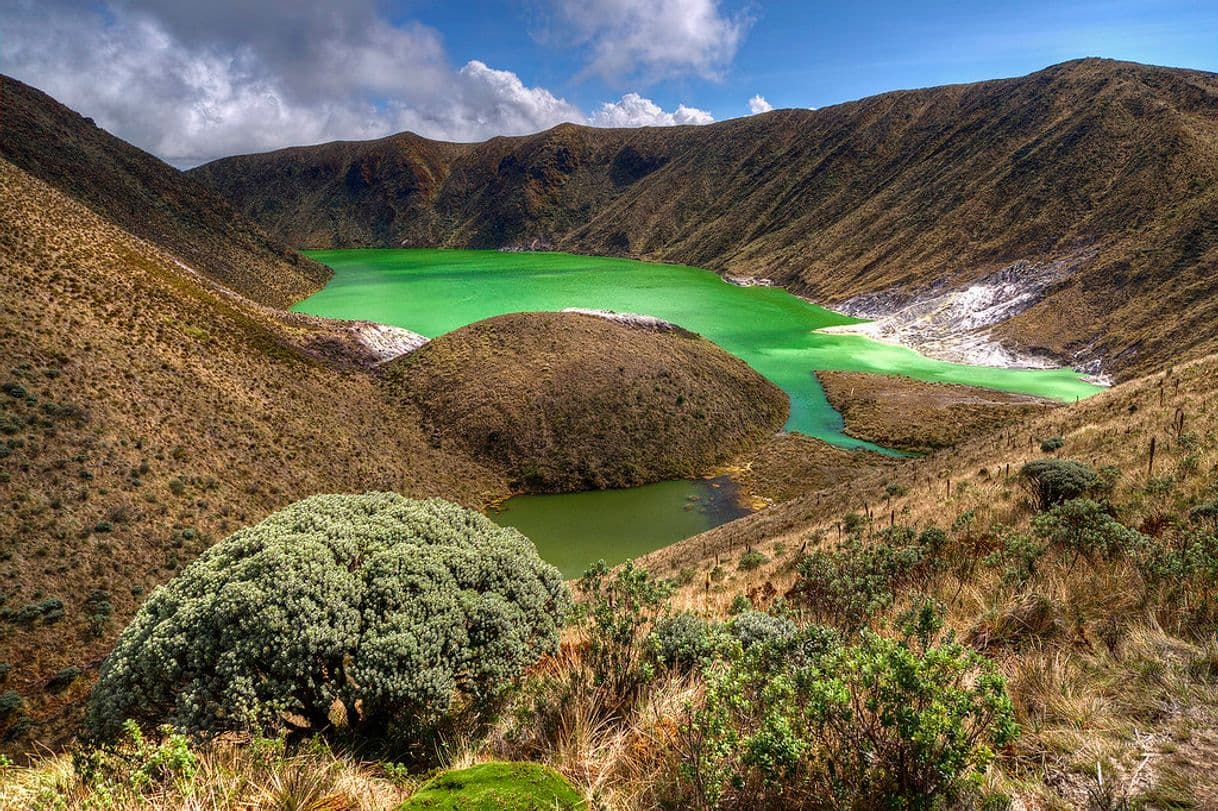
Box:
<box><xmin>295</xmin><ymin>248</ymin><xmax>1104</xmax><ymax>574</ymax></box>
<box><xmin>296</xmin><ymin>248</ymin><xmax>1101</xmax><ymax>444</ymax></box>
<box><xmin>490</xmin><ymin>477</ymin><xmax>750</xmax><ymax>578</ymax></box>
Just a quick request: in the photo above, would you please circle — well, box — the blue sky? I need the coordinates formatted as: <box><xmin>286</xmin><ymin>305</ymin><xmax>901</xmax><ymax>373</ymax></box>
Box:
<box><xmin>2</xmin><ymin>0</ymin><xmax>1215</xmax><ymax>165</ymax></box>
<box><xmin>414</xmin><ymin>0</ymin><xmax>1218</xmax><ymax>118</ymax></box>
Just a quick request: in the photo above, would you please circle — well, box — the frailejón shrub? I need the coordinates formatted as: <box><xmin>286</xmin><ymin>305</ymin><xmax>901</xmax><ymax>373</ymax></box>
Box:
<box><xmin>86</xmin><ymin>493</ymin><xmax>569</xmax><ymax>741</ymax></box>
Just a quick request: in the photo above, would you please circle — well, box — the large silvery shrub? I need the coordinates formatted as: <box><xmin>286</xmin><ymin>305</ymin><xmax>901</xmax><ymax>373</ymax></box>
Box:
<box><xmin>86</xmin><ymin>493</ymin><xmax>569</xmax><ymax>741</ymax></box>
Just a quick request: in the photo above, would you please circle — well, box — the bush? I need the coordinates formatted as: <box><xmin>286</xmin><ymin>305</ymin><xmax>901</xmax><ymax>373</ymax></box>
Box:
<box><xmin>0</xmin><ymin>690</ymin><xmax>23</xmax><ymax>717</ymax></box>
<box><xmin>86</xmin><ymin>494</ymin><xmax>569</xmax><ymax>742</ymax></box>
<box><xmin>74</xmin><ymin>720</ymin><xmax>198</xmax><ymax>800</ymax></box>
<box><xmin>679</xmin><ymin>612</ymin><xmax>1017</xmax><ymax>809</ymax></box>
<box><xmin>47</xmin><ymin>666</ymin><xmax>81</xmax><ymax>693</ymax></box>
<box><xmin>574</xmin><ymin>560</ymin><xmax>673</xmax><ymax>707</ymax></box>
<box><xmin>1039</xmin><ymin>436</ymin><xmax>1064</xmax><ymax>453</ymax></box>
<box><xmin>737</xmin><ymin>549</ymin><xmax>767</xmax><ymax>571</ymax></box>
<box><xmin>727</xmin><ymin>610</ymin><xmax>795</xmax><ymax>650</ymax></box>
<box><xmin>1020</xmin><ymin>459</ymin><xmax>1099</xmax><ymax>510</ymax></box>
<box><xmin>1032</xmin><ymin>499</ymin><xmax>1145</xmax><ymax>560</ymax></box>
<box><xmin>650</xmin><ymin>612</ymin><xmax>722</xmax><ymax>671</ymax></box>
<box><xmin>791</xmin><ymin>526</ymin><xmax>944</xmax><ymax>633</ymax></box>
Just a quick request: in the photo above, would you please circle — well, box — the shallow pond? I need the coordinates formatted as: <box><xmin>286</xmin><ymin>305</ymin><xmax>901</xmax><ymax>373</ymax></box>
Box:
<box><xmin>489</xmin><ymin>477</ymin><xmax>750</xmax><ymax>578</ymax></box>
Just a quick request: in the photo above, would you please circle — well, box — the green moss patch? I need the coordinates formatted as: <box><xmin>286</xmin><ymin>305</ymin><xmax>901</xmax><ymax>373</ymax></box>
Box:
<box><xmin>400</xmin><ymin>762</ymin><xmax>584</xmax><ymax>810</ymax></box>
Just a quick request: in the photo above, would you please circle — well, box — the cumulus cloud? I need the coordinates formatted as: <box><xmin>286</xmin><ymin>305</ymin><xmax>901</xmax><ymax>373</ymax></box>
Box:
<box><xmin>748</xmin><ymin>94</ymin><xmax>773</xmax><ymax>114</ymax></box>
<box><xmin>0</xmin><ymin>0</ymin><xmax>582</xmax><ymax>166</ymax></box>
<box><xmin>0</xmin><ymin>0</ymin><xmax>719</xmax><ymax>167</ymax></box>
<box><xmin>589</xmin><ymin>93</ymin><xmax>714</xmax><ymax>127</ymax></box>
<box><xmin>545</xmin><ymin>0</ymin><xmax>750</xmax><ymax>82</ymax></box>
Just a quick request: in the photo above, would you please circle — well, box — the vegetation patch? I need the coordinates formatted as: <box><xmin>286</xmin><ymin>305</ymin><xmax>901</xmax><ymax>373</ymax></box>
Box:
<box><xmin>85</xmin><ymin>494</ymin><xmax>569</xmax><ymax>746</ymax></box>
<box><xmin>400</xmin><ymin>762</ymin><xmax>584</xmax><ymax>810</ymax></box>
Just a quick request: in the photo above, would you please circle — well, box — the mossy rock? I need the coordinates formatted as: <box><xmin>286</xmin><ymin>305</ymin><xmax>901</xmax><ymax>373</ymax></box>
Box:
<box><xmin>400</xmin><ymin>762</ymin><xmax>585</xmax><ymax>810</ymax></box>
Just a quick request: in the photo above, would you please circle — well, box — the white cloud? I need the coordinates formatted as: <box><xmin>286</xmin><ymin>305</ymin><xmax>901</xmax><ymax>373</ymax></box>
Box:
<box><xmin>589</xmin><ymin>93</ymin><xmax>714</xmax><ymax>127</ymax></box>
<box><xmin>0</xmin><ymin>0</ymin><xmax>718</xmax><ymax>166</ymax></box>
<box><xmin>748</xmin><ymin>94</ymin><xmax>773</xmax><ymax>114</ymax></box>
<box><xmin>545</xmin><ymin>0</ymin><xmax>750</xmax><ymax>82</ymax></box>
<box><xmin>0</xmin><ymin>0</ymin><xmax>582</xmax><ymax>166</ymax></box>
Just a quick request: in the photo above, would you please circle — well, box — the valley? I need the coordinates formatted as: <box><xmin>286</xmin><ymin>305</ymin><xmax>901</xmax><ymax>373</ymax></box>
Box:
<box><xmin>2</xmin><ymin>46</ymin><xmax>1218</xmax><ymax>810</ymax></box>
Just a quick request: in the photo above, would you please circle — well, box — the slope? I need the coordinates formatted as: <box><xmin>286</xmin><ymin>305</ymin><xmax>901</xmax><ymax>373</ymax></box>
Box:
<box><xmin>193</xmin><ymin>58</ymin><xmax>1218</xmax><ymax>379</ymax></box>
<box><xmin>0</xmin><ymin>157</ymin><xmax>505</xmax><ymax>751</ymax></box>
<box><xmin>0</xmin><ymin>75</ymin><xmax>329</xmax><ymax>308</ymax></box>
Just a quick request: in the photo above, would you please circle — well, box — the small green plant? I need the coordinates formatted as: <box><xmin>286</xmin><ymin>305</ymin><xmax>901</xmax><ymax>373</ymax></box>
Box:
<box><xmin>74</xmin><ymin>720</ymin><xmax>198</xmax><ymax>798</ymax></box>
<box><xmin>1040</xmin><ymin>436</ymin><xmax>1064</xmax><ymax>453</ymax></box>
<box><xmin>575</xmin><ymin>559</ymin><xmax>673</xmax><ymax>706</ymax></box>
<box><xmin>791</xmin><ymin>525</ymin><xmax>944</xmax><ymax>633</ymax></box>
<box><xmin>737</xmin><ymin>549</ymin><xmax>767</xmax><ymax>571</ymax></box>
<box><xmin>47</xmin><ymin>666</ymin><xmax>81</xmax><ymax>693</ymax></box>
<box><xmin>678</xmin><ymin>608</ymin><xmax>1017</xmax><ymax>809</ymax></box>
<box><xmin>727</xmin><ymin>610</ymin><xmax>795</xmax><ymax>650</ymax></box>
<box><xmin>650</xmin><ymin>612</ymin><xmax>722</xmax><ymax>671</ymax></box>
<box><xmin>1032</xmin><ymin>499</ymin><xmax>1145</xmax><ymax>561</ymax></box>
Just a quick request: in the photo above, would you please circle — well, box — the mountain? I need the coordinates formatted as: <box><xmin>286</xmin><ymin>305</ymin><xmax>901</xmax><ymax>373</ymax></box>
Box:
<box><xmin>0</xmin><ymin>76</ymin><xmax>329</xmax><ymax>308</ymax></box>
<box><xmin>192</xmin><ymin>58</ymin><xmax>1218</xmax><ymax>379</ymax></box>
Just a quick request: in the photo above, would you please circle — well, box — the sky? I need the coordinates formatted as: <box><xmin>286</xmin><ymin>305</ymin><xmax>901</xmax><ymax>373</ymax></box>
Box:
<box><xmin>2</xmin><ymin>0</ymin><xmax>1215</xmax><ymax>168</ymax></box>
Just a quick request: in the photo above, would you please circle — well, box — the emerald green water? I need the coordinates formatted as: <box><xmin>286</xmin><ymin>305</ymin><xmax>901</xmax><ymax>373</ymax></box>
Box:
<box><xmin>491</xmin><ymin>477</ymin><xmax>749</xmax><ymax>578</ymax></box>
<box><xmin>296</xmin><ymin>248</ymin><xmax>1102</xmax><ymax>447</ymax></box>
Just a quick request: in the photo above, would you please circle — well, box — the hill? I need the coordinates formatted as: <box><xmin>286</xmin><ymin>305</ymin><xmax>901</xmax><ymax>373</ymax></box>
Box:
<box><xmin>384</xmin><ymin>311</ymin><xmax>788</xmax><ymax>493</ymax></box>
<box><xmin>0</xmin><ymin>156</ymin><xmax>507</xmax><ymax>751</ymax></box>
<box><xmin>193</xmin><ymin>58</ymin><xmax>1218</xmax><ymax>380</ymax></box>
<box><xmin>0</xmin><ymin>75</ymin><xmax>329</xmax><ymax>308</ymax></box>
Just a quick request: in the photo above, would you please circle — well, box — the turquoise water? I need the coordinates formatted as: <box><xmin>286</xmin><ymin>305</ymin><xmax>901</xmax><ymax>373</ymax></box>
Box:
<box><xmin>296</xmin><ymin>248</ymin><xmax>1102</xmax><ymax>448</ymax></box>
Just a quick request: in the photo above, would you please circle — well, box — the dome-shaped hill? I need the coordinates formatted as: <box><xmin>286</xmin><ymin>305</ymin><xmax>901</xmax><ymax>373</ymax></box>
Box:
<box><xmin>383</xmin><ymin>311</ymin><xmax>788</xmax><ymax>493</ymax></box>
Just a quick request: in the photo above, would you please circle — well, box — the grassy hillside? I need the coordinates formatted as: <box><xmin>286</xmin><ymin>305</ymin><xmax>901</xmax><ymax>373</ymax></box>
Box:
<box><xmin>5</xmin><ymin>353</ymin><xmax>1216</xmax><ymax>808</ymax></box>
<box><xmin>0</xmin><ymin>75</ymin><xmax>329</xmax><ymax>308</ymax></box>
<box><xmin>385</xmin><ymin>312</ymin><xmax>788</xmax><ymax>493</ymax></box>
<box><xmin>193</xmin><ymin>58</ymin><xmax>1218</xmax><ymax>378</ymax></box>
<box><xmin>0</xmin><ymin>157</ymin><xmax>507</xmax><ymax>751</ymax></box>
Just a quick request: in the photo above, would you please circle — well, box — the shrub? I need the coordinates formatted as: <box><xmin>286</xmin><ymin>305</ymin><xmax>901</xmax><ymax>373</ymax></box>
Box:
<box><xmin>650</xmin><ymin>612</ymin><xmax>721</xmax><ymax>671</ymax></box>
<box><xmin>1039</xmin><ymin>436</ymin><xmax>1064</xmax><ymax>453</ymax></box>
<box><xmin>791</xmin><ymin>526</ymin><xmax>944</xmax><ymax>633</ymax></box>
<box><xmin>679</xmin><ymin>613</ymin><xmax>1017</xmax><ymax>809</ymax></box>
<box><xmin>727</xmin><ymin>610</ymin><xmax>795</xmax><ymax>650</ymax></box>
<box><xmin>74</xmin><ymin>720</ymin><xmax>198</xmax><ymax>800</ymax></box>
<box><xmin>0</xmin><ymin>690</ymin><xmax>22</xmax><ymax>717</ymax></box>
<box><xmin>1032</xmin><ymin>499</ymin><xmax>1145</xmax><ymax>560</ymax></box>
<box><xmin>1019</xmin><ymin>459</ymin><xmax>1099</xmax><ymax>510</ymax></box>
<box><xmin>737</xmin><ymin>549</ymin><xmax>767</xmax><ymax>571</ymax></box>
<box><xmin>47</xmin><ymin>666</ymin><xmax>81</xmax><ymax>693</ymax></box>
<box><xmin>86</xmin><ymin>494</ymin><xmax>569</xmax><ymax>742</ymax></box>
<box><xmin>574</xmin><ymin>560</ymin><xmax>672</xmax><ymax>706</ymax></box>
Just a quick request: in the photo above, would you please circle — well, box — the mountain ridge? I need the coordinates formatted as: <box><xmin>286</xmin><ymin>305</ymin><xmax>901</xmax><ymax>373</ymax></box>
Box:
<box><xmin>192</xmin><ymin>58</ymin><xmax>1218</xmax><ymax>379</ymax></box>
